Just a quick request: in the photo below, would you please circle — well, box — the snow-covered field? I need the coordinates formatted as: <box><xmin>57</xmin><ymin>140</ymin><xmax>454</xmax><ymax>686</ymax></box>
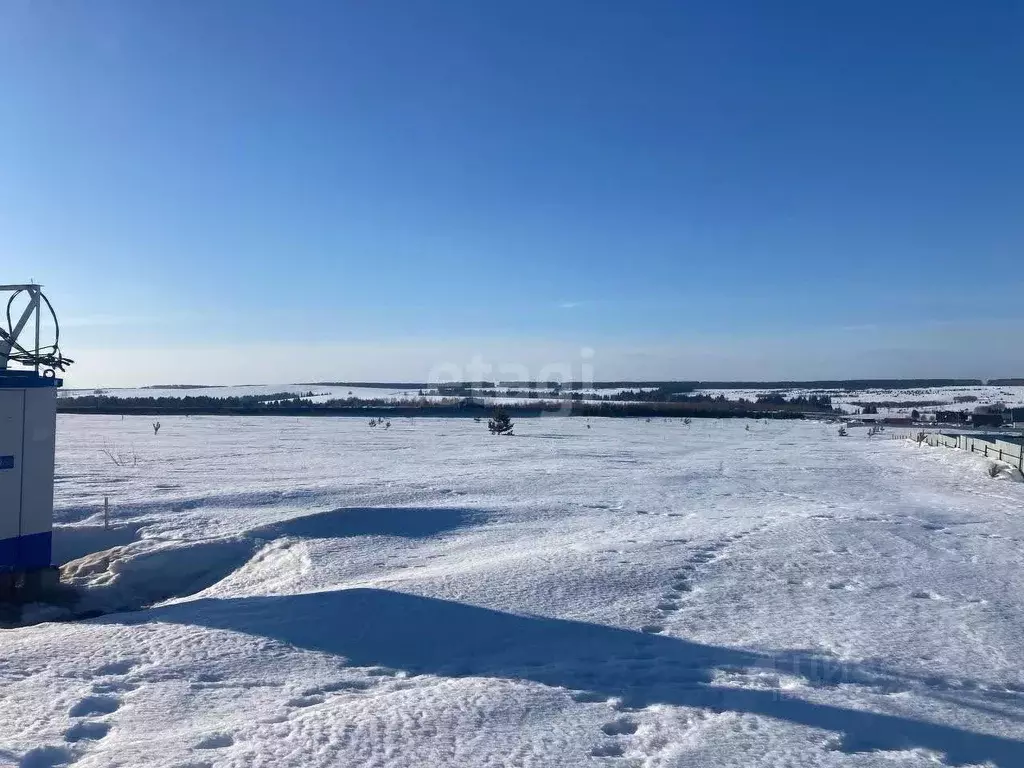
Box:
<box><xmin>57</xmin><ymin>384</ymin><xmax>655</xmax><ymax>408</ymax></box>
<box><xmin>3</xmin><ymin>416</ymin><xmax>1024</xmax><ymax>767</ymax></box>
<box><xmin>59</xmin><ymin>385</ymin><xmax>428</xmax><ymax>402</ymax></box>
<box><xmin>62</xmin><ymin>383</ymin><xmax>1024</xmax><ymax>418</ymax></box>
<box><xmin>696</xmin><ymin>386</ymin><xmax>1024</xmax><ymax>417</ymax></box>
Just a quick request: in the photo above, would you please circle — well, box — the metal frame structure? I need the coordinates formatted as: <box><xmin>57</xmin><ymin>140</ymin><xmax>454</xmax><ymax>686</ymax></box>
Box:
<box><xmin>0</xmin><ymin>284</ymin><xmax>44</xmax><ymax>372</ymax></box>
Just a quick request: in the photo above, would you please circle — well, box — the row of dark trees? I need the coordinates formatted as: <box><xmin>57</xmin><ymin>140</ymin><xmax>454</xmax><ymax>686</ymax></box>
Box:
<box><xmin>431</xmin><ymin>386</ymin><xmax>833</xmax><ymax>411</ymax></box>
<box><xmin>58</xmin><ymin>393</ymin><xmax>814</xmax><ymax>420</ymax></box>
<box><xmin>59</xmin><ymin>392</ymin><xmax>318</xmax><ymax>409</ymax></box>
<box><xmin>851</xmin><ymin>399</ymin><xmax>947</xmax><ymax>410</ymax></box>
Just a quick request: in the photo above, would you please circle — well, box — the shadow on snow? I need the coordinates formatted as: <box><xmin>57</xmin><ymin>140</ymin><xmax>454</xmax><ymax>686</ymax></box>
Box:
<box><xmin>105</xmin><ymin>588</ymin><xmax>1023</xmax><ymax>766</ymax></box>
<box><xmin>249</xmin><ymin>506</ymin><xmax>479</xmax><ymax>540</ymax></box>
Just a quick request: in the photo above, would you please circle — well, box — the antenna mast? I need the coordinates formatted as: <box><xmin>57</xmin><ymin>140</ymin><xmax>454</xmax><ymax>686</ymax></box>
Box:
<box><xmin>0</xmin><ymin>284</ymin><xmax>73</xmax><ymax>373</ymax></box>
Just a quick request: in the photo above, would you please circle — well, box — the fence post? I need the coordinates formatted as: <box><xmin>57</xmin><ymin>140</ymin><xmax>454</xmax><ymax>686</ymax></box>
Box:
<box><xmin>104</xmin><ymin>496</ymin><xmax>109</xmax><ymax>531</ymax></box>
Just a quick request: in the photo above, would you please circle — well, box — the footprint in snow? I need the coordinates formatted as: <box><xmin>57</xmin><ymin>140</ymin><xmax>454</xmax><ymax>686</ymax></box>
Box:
<box><xmin>195</xmin><ymin>733</ymin><xmax>234</xmax><ymax>750</ymax></box>
<box><xmin>64</xmin><ymin>721</ymin><xmax>111</xmax><ymax>743</ymax></box>
<box><xmin>286</xmin><ymin>694</ymin><xmax>325</xmax><ymax>708</ymax></box>
<box><xmin>94</xmin><ymin>659</ymin><xmax>139</xmax><ymax>676</ymax></box>
<box><xmin>590</xmin><ymin>743</ymin><xmax>625</xmax><ymax>757</ymax></box>
<box><xmin>69</xmin><ymin>695</ymin><xmax>120</xmax><ymax>717</ymax></box>
<box><xmin>18</xmin><ymin>744</ymin><xmax>75</xmax><ymax>768</ymax></box>
<box><xmin>601</xmin><ymin>717</ymin><xmax>639</xmax><ymax>736</ymax></box>
<box><xmin>91</xmin><ymin>680</ymin><xmax>137</xmax><ymax>694</ymax></box>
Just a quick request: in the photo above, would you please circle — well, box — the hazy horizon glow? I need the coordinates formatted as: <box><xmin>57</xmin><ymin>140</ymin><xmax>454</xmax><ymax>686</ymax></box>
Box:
<box><xmin>43</xmin><ymin>318</ymin><xmax>1024</xmax><ymax>389</ymax></box>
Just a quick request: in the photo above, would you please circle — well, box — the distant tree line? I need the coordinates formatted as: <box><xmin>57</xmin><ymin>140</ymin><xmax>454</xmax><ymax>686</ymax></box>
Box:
<box><xmin>141</xmin><ymin>384</ymin><xmax>228</xmax><ymax>390</ymax></box>
<box><xmin>319</xmin><ymin>378</ymin><xmax>985</xmax><ymax>394</ymax></box>
<box><xmin>436</xmin><ymin>385</ymin><xmax>833</xmax><ymax>411</ymax></box>
<box><xmin>850</xmin><ymin>399</ymin><xmax>947</xmax><ymax>409</ymax></box>
<box><xmin>59</xmin><ymin>392</ymin><xmax>320</xmax><ymax>409</ymax></box>
<box><xmin>58</xmin><ymin>393</ymin><xmax>817</xmax><ymax>420</ymax></box>
<box><xmin>753</xmin><ymin>393</ymin><xmax>833</xmax><ymax>409</ymax></box>
<box><xmin>673</xmin><ymin>379</ymin><xmax>981</xmax><ymax>390</ymax></box>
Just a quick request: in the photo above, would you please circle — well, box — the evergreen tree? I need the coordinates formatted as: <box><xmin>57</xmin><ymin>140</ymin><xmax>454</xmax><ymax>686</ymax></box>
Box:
<box><xmin>488</xmin><ymin>409</ymin><xmax>514</xmax><ymax>435</ymax></box>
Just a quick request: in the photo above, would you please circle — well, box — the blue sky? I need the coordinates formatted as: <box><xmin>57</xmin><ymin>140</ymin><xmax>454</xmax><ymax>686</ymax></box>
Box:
<box><xmin>1</xmin><ymin>1</ymin><xmax>1022</xmax><ymax>386</ymax></box>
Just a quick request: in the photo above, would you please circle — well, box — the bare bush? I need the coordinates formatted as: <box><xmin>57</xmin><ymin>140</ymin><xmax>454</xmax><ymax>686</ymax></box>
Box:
<box><xmin>988</xmin><ymin>463</ymin><xmax>1002</xmax><ymax>478</ymax></box>
<box><xmin>100</xmin><ymin>443</ymin><xmax>138</xmax><ymax>467</ymax></box>
<box><xmin>915</xmin><ymin>431</ymin><xmax>927</xmax><ymax>444</ymax></box>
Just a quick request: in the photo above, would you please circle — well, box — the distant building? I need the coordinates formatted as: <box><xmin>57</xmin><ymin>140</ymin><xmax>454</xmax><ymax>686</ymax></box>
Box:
<box><xmin>883</xmin><ymin>417</ymin><xmax>913</xmax><ymax>426</ymax></box>
<box><xmin>970</xmin><ymin>413</ymin><xmax>1005</xmax><ymax>428</ymax></box>
<box><xmin>1009</xmin><ymin>407</ymin><xmax>1024</xmax><ymax>429</ymax></box>
<box><xmin>934</xmin><ymin>410</ymin><xmax>968</xmax><ymax>424</ymax></box>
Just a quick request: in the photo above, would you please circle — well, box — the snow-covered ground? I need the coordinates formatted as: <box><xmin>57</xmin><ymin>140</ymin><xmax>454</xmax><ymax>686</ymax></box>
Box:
<box><xmin>58</xmin><ymin>384</ymin><xmax>428</xmax><ymax>402</ymax></box>
<box><xmin>3</xmin><ymin>416</ymin><xmax>1024</xmax><ymax>767</ymax></box>
<box><xmin>696</xmin><ymin>386</ymin><xmax>1024</xmax><ymax>417</ymax></box>
<box><xmin>62</xmin><ymin>383</ymin><xmax>1024</xmax><ymax>418</ymax></box>
<box><xmin>57</xmin><ymin>384</ymin><xmax>655</xmax><ymax>408</ymax></box>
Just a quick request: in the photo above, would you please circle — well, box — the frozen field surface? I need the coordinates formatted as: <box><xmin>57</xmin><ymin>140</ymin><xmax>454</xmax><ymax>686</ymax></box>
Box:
<box><xmin>3</xmin><ymin>416</ymin><xmax>1024</xmax><ymax>767</ymax></box>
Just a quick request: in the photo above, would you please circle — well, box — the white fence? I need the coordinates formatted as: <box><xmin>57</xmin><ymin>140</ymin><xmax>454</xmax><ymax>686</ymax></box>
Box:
<box><xmin>893</xmin><ymin>431</ymin><xmax>1024</xmax><ymax>471</ymax></box>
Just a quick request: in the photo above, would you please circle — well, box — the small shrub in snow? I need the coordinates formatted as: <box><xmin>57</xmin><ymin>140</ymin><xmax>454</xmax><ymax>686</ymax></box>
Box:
<box><xmin>987</xmin><ymin>463</ymin><xmax>1002</xmax><ymax>478</ymax></box>
<box><xmin>915</xmin><ymin>431</ymin><xmax>927</xmax><ymax>444</ymax></box>
<box><xmin>100</xmin><ymin>443</ymin><xmax>138</xmax><ymax>467</ymax></box>
<box><xmin>837</xmin><ymin>426</ymin><xmax>848</xmax><ymax>437</ymax></box>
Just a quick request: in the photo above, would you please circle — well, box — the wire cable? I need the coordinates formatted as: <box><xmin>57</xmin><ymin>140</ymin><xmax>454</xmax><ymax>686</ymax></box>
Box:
<box><xmin>2</xmin><ymin>288</ymin><xmax>74</xmax><ymax>372</ymax></box>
